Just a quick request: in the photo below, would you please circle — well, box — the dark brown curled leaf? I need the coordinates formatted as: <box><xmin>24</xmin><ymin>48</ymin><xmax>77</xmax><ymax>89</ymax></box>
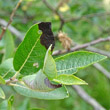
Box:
<box><xmin>38</xmin><ymin>22</ymin><xmax>55</xmax><ymax>51</ymax></box>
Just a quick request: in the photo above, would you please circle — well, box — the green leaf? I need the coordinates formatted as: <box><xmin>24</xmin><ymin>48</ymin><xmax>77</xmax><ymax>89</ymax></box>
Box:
<box><xmin>0</xmin><ymin>87</ymin><xmax>5</xmax><ymax>99</ymax></box>
<box><xmin>0</xmin><ymin>95</ymin><xmax>14</xmax><ymax>110</ymax></box>
<box><xmin>53</xmin><ymin>74</ymin><xmax>87</xmax><ymax>85</ymax></box>
<box><xmin>55</xmin><ymin>51</ymin><xmax>107</xmax><ymax>75</ymax></box>
<box><xmin>3</xmin><ymin>30</ymin><xmax>15</xmax><ymax>60</ymax></box>
<box><xmin>0</xmin><ymin>100</ymin><xmax>7</xmax><ymax>110</ymax></box>
<box><xmin>0</xmin><ymin>58</ymin><xmax>16</xmax><ymax>79</ymax></box>
<box><xmin>13</xmin><ymin>24</ymin><xmax>46</xmax><ymax>75</ymax></box>
<box><xmin>23</xmin><ymin>70</ymin><xmax>55</xmax><ymax>92</ymax></box>
<box><xmin>8</xmin><ymin>95</ymin><xmax>14</xmax><ymax>105</ymax></box>
<box><xmin>8</xmin><ymin>95</ymin><xmax>14</xmax><ymax>110</ymax></box>
<box><xmin>14</xmin><ymin>84</ymin><xmax>69</xmax><ymax>100</ymax></box>
<box><xmin>0</xmin><ymin>76</ymin><xmax>6</xmax><ymax>84</ymax></box>
<box><xmin>43</xmin><ymin>45</ymin><xmax>57</xmax><ymax>80</ymax></box>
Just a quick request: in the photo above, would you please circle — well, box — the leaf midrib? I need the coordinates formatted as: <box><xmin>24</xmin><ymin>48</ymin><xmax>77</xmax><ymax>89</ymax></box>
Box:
<box><xmin>57</xmin><ymin>57</ymin><xmax>106</xmax><ymax>73</ymax></box>
<box><xmin>17</xmin><ymin>37</ymin><xmax>40</xmax><ymax>73</ymax></box>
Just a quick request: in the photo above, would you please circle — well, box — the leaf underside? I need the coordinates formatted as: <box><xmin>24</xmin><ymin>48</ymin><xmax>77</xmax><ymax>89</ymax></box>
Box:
<box><xmin>23</xmin><ymin>70</ymin><xmax>56</xmax><ymax>92</ymax></box>
<box><xmin>14</xmin><ymin>83</ymin><xmax>69</xmax><ymax>100</ymax></box>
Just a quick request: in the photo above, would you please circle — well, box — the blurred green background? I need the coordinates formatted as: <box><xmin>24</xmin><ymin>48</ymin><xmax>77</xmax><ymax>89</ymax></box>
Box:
<box><xmin>0</xmin><ymin>0</ymin><xmax>110</xmax><ymax>110</ymax></box>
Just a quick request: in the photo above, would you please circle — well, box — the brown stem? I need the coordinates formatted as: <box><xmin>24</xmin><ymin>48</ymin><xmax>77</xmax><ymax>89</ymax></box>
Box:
<box><xmin>65</xmin><ymin>12</ymin><xmax>110</xmax><ymax>22</ymax></box>
<box><xmin>72</xmin><ymin>85</ymin><xmax>106</xmax><ymax>110</ymax></box>
<box><xmin>42</xmin><ymin>0</ymin><xmax>64</xmax><ymax>30</ymax></box>
<box><xmin>0</xmin><ymin>0</ymin><xmax>22</xmax><ymax>40</ymax></box>
<box><xmin>53</xmin><ymin>37</ymin><xmax>110</xmax><ymax>55</ymax></box>
<box><xmin>6</xmin><ymin>78</ymin><xmax>18</xmax><ymax>85</ymax></box>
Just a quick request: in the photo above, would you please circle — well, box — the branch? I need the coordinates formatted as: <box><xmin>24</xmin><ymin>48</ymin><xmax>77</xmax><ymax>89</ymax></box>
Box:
<box><xmin>6</xmin><ymin>78</ymin><xmax>18</xmax><ymax>85</ymax></box>
<box><xmin>65</xmin><ymin>12</ymin><xmax>110</xmax><ymax>22</ymax></box>
<box><xmin>56</xmin><ymin>0</ymin><xmax>70</xmax><ymax>10</ymax></box>
<box><xmin>43</xmin><ymin>0</ymin><xmax>64</xmax><ymax>21</ymax></box>
<box><xmin>53</xmin><ymin>37</ymin><xmax>110</xmax><ymax>55</ymax></box>
<box><xmin>42</xmin><ymin>0</ymin><xmax>110</xmax><ymax>32</ymax></box>
<box><xmin>42</xmin><ymin>0</ymin><xmax>110</xmax><ymax>31</ymax></box>
<box><xmin>70</xmin><ymin>37</ymin><xmax>110</xmax><ymax>51</ymax></box>
<box><xmin>0</xmin><ymin>18</ymin><xmax>23</xmax><ymax>41</ymax></box>
<box><xmin>72</xmin><ymin>85</ymin><xmax>105</xmax><ymax>110</ymax></box>
<box><xmin>93</xmin><ymin>63</ymin><xmax>110</xmax><ymax>79</ymax></box>
<box><xmin>42</xmin><ymin>0</ymin><xmax>64</xmax><ymax>30</ymax></box>
<box><xmin>86</xmin><ymin>46</ymin><xmax>110</xmax><ymax>57</ymax></box>
<box><xmin>0</xmin><ymin>0</ymin><xmax>22</xmax><ymax>40</ymax></box>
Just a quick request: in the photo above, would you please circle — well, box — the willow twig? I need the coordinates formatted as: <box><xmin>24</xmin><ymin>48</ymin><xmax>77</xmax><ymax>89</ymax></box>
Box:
<box><xmin>0</xmin><ymin>0</ymin><xmax>22</xmax><ymax>40</ymax></box>
<box><xmin>72</xmin><ymin>85</ymin><xmax>105</xmax><ymax>110</ymax></box>
<box><xmin>0</xmin><ymin>18</ymin><xmax>23</xmax><ymax>40</ymax></box>
<box><xmin>65</xmin><ymin>12</ymin><xmax>110</xmax><ymax>22</ymax></box>
<box><xmin>53</xmin><ymin>37</ymin><xmax>110</xmax><ymax>55</ymax></box>
<box><xmin>93</xmin><ymin>63</ymin><xmax>110</xmax><ymax>79</ymax></box>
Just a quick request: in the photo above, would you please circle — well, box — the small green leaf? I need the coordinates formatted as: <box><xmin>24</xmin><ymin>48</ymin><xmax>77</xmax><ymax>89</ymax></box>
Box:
<box><xmin>23</xmin><ymin>70</ymin><xmax>56</xmax><ymax>92</ymax></box>
<box><xmin>13</xmin><ymin>24</ymin><xmax>46</xmax><ymax>75</ymax></box>
<box><xmin>3</xmin><ymin>30</ymin><xmax>15</xmax><ymax>60</ymax></box>
<box><xmin>8</xmin><ymin>95</ymin><xmax>14</xmax><ymax>105</ymax></box>
<box><xmin>8</xmin><ymin>95</ymin><xmax>14</xmax><ymax>110</ymax></box>
<box><xmin>55</xmin><ymin>51</ymin><xmax>107</xmax><ymax>75</ymax></box>
<box><xmin>0</xmin><ymin>76</ymin><xmax>6</xmax><ymax>84</ymax></box>
<box><xmin>0</xmin><ymin>87</ymin><xmax>5</xmax><ymax>99</ymax></box>
<box><xmin>14</xmin><ymin>84</ymin><xmax>69</xmax><ymax>100</ymax></box>
<box><xmin>43</xmin><ymin>45</ymin><xmax>57</xmax><ymax>80</ymax></box>
<box><xmin>0</xmin><ymin>58</ymin><xmax>16</xmax><ymax>79</ymax></box>
<box><xmin>53</xmin><ymin>74</ymin><xmax>87</xmax><ymax>85</ymax></box>
<box><xmin>0</xmin><ymin>95</ymin><xmax>14</xmax><ymax>110</ymax></box>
